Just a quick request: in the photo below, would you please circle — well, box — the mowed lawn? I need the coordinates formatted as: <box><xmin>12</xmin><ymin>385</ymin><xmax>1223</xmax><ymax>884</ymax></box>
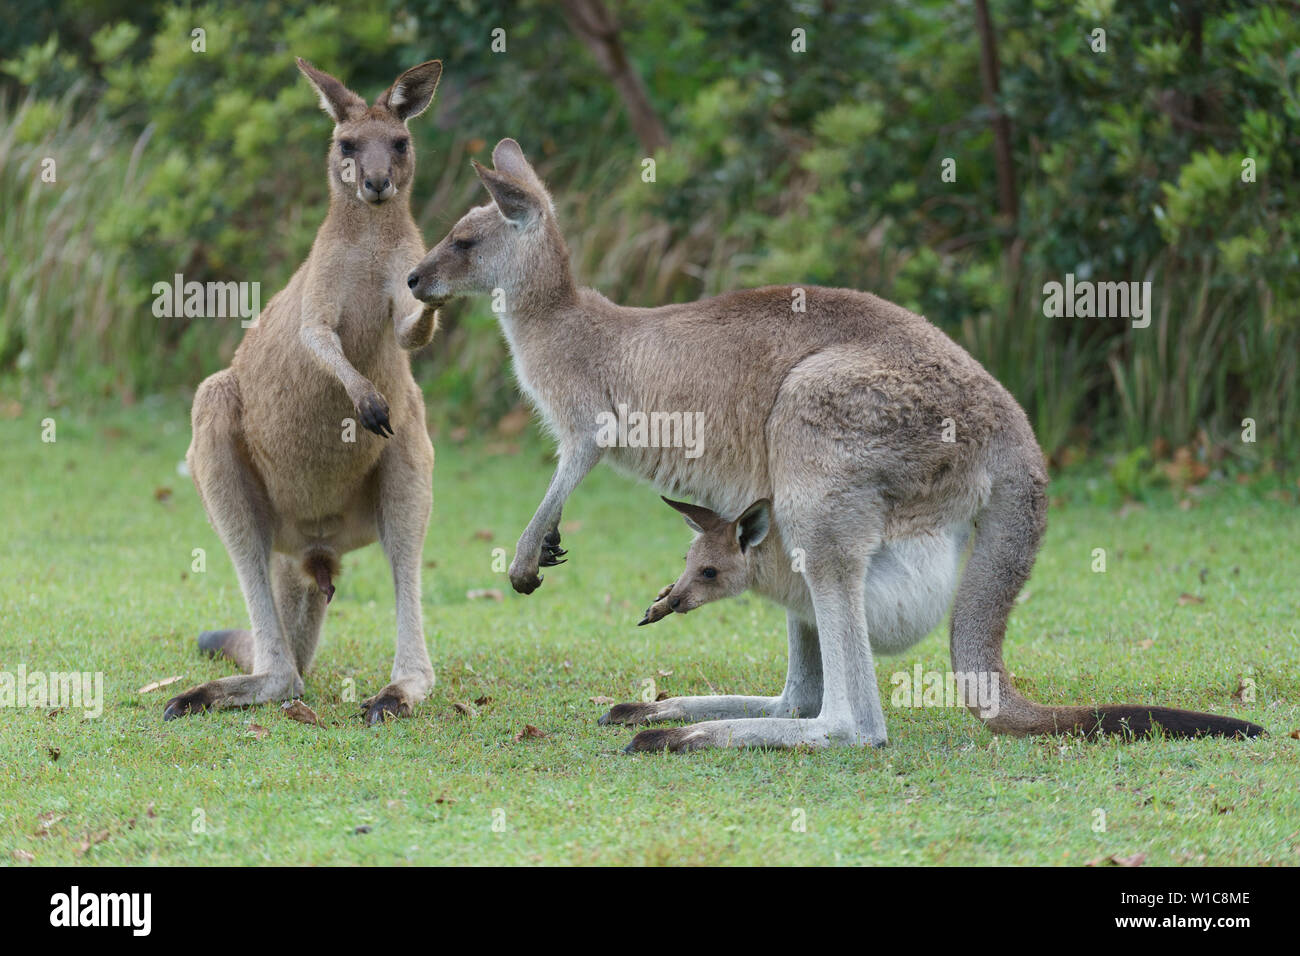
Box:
<box><xmin>1</xmin><ymin>399</ymin><xmax>1297</xmax><ymax>866</ymax></box>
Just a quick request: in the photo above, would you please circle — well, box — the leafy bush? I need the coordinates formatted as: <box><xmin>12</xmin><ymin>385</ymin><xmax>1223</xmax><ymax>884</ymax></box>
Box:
<box><xmin>0</xmin><ymin>0</ymin><xmax>1296</xmax><ymax>460</ymax></box>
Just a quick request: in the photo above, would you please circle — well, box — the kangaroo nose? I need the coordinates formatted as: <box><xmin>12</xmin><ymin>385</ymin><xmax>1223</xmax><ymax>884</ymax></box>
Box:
<box><xmin>670</xmin><ymin>597</ymin><xmax>681</xmax><ymax>609</ymax></box>
<box><xmin>406</xmin><ymin>271</ymin><xmax>420</xmax><ymax>290</ymax></box>
<box><xmin>364</xmin><ymin>177</ymin><xmax>392</xmax><ymax>193</ymax></box>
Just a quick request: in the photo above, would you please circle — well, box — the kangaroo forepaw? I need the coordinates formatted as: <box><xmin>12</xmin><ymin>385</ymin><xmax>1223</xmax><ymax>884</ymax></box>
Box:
<box><xmin>356</xmin><ymin>390</ymin><xmax>393</xmax><ymax>438</ymax></box>
<box><xmin>538</xmin><ymin>529</ymin><xmax>567</xmax><ymax>567</ymax></box>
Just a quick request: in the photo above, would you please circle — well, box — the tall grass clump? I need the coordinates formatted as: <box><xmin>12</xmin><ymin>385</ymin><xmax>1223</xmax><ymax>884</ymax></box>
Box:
<box><xmin>0</xmin><ymin>89</ymin><xmax>159</xmax><ymax>399</ymax></box>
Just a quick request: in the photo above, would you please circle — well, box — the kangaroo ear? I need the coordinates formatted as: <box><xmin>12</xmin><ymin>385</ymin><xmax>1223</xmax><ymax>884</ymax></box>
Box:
<box><xmin>378</xmin><ymin>59</ymin><xmax>442</xmax><ymax>122</ymax></box>
<box><xmin>735</xmin><ymin>499</ymin><xmax>771</xmax><ymax>552</ymax></box>
<box><xmin>296</xmin><ymin>57</ymin><xmax>365</xmax><ymax>124</ymax></box>
<box><xmin>661</xmin><ymin>496</ymin><xmax>721</xmax><ymax>534</ymax></box>
<box><xmin>473</xmin><ymin>159</ymin><xmax>545</xmax><ymax>226</ymax></box>
<box><xmin>491</xmin><ymin>138</ymin><xmax>545</xmax><ymax>193</ymax></box>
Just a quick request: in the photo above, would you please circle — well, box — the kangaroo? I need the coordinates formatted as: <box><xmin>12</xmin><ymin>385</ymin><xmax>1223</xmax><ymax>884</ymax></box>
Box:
<box><xmin>167</xmin><ymin>58</ymin><xmax>444</xmax><ymax>726</ymax></box>
<box><xmin>638</xmin><ymin>498</ymin><xmax>965</xmax><ymax>650</ymax></box>
<box><xmin>405</xmin><ymin>138</ymin><xmax>1264</xmax><ymax>751</ymax></box>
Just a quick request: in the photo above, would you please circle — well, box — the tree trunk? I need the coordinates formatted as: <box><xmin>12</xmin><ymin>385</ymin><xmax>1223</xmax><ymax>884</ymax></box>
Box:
<box><xmin>559</xmin><ymin>0</ymin><xmax>669</xmax><ymax>155</ymax></box>
<box><xmin>974</xmin><ymin>0</ymin><xmax>1017</xmax><ymax>238</ymax></box>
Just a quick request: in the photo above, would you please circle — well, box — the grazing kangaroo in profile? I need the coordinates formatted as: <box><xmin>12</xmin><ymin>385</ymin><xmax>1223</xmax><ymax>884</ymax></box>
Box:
<box><xmin>167</xmin><ymin>58</ymin><xmax>444</xmax><ymax>725</ymax></box>
<box><xmin>406</xmin><ymin>138</ymin><xmax>1264</xmax><ymax>751</ymax></box>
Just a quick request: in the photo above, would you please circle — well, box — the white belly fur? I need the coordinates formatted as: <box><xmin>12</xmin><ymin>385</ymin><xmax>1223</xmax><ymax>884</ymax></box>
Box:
<box><xmin>862</xmin><ymin>526</ymin><xmax>967</xmax><ymax>654</ymax></box>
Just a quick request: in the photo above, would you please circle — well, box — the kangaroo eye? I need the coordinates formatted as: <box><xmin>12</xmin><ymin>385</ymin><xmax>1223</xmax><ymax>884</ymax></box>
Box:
<box><xmin>393</xmin><ymin>138</ymin><xmax>409</xmax><ymax>154</ymax></box>
<box><xmin>702</xmin><ymin>567</ymin><xmax>717</xmax><ymax>579</ymax></box>
<box><xmin>453</xmin><ymin>237</ymin><xmax>476</xmax><ymax>251</ymax></box>
<box><xmin>339</xmin><ymin>140</ymin><xmax>356</xmax><ymax>156</ymax></box>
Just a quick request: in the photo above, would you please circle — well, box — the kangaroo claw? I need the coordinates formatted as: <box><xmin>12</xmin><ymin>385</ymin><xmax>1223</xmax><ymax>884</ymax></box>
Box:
<box><xmin>357</xmin><ymin>391</ymin><xmax>393</xmax><ymax>438</ymax></box>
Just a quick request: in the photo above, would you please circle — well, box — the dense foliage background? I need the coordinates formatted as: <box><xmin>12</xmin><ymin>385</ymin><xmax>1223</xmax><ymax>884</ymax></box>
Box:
<box><xmin>2</xmin><ymin>0</ymin><xmax>1297</xmax><ymax>470</ymax></box>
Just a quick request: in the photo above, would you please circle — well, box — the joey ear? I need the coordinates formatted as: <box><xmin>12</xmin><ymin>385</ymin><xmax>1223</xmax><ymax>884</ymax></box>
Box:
<box><xmin>296</xmin><ymin>57</ymin><xmax>365</xmax><ymax>124</ymax></box>
<box><xmin>378</xmin><ymin>60</ymin><xmax>442</xmax><ymax>121</ymax></box>
<box><xmin>491</xmin><ymin>138</ymin><xmax>545</xmax><ymax>193</ymax></box>
<box><xmin>660</xmin><ymin>496</ymin><xmax>722</xmax><ymax>534</ymax></box>
<box><xmin>735</xmin><ymin>499</ymin><xmax>771</xmax><ymax>552</ymax></box>
<box><xmin>472</xmin><ymin>160</ymin><xmax>544</xmax><ymax>226</ymax></box>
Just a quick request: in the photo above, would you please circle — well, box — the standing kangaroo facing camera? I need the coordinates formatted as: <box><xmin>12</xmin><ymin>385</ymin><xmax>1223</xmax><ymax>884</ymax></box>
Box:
<box><xmin>407</xmin><ymin>138</ymin><xmax>1264</xmax><ymax>751</ymax></box>
<box><xmin>169</xmin><ymin>58</ymin><xmax>444</xmax><ymax>725</ymax></box>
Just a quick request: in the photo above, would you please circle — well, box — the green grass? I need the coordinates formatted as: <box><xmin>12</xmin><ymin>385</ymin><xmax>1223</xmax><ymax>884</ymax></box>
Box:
<box><xmin>1</xmin><ymin>398</ymin><xmax>1297</xmax><ymax>866</ymax></box>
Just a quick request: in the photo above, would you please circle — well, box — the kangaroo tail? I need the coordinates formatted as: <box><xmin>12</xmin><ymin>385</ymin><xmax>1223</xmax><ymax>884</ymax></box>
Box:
<box><xmin>950</xmin><ymin>458</ymin><xmax>1264</xmax><ymax>740</ymax></box>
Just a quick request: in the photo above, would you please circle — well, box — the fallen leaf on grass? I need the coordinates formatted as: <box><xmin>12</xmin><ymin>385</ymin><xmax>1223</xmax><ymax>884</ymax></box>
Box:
<box><xmin>47</xmin><ymin>746</ymin><xmax>60</xmax><ymax>762</ymax></box>
<box><xmin>12</xmin><ymin>850</ymin><xmax>34</xmax><ymax>862</ymax></box>
<box><xmin>154</xmin><ymin>486</ymin><xmax>173</xmax><ymax>503</ymax></box>
<box><xmin>1232</xmin><ymin>679</ymin><xmax>1253</xmax><ymax>702</ymax></box>
<box><xmin>46</xmin><ymin>707</ymin><xmax>64</xmax><ymax>719</ymax></box>
<box><xmin>1177</xmin><ymin>593</ymin><xmax>1204</xmax><ymax>606</ymax></box>
<box><xmin>589</xmin><ymin>696</ymin><xmax>615</xmax><ymax>705</ymax></box>
<box><xmin>1087</xmin><ymin>852</ymin><xmax>1145</xmax><ymax>868</ymax></box>
<box><xmin>137</xmin><ymin>676</ymin><xmax>184</xmax><ymax>694</ymax></box>
<box><xmin>1137</xmin><ymin>639</ymin><xmax>1155</xmax><ymax>650</ymax></box>
<box><xmin>473</xmin><ymin>529</ymin><xmax>494</xmax><ymax>541</ymax></box>
<box><xmin>246</xmin><ymin>723</ymin><xmax>270</xmax><ymax>740</ymax></box>
<box><xmin>1289</xmin><ymin>729</ymin><xmax>1299</xmax><ymax>740</ymax></box>
<box><xmin>36</xmin><ymin>812</ymin><xmax>63</xmax><ymax>834</ymax></box>
<box><xmin>473</xmin><ymin>695</ymin><xmax>493</xmax><ymax>706</ymax></box>
<box><xmin>466</xmin><ymin>588</ymin><xmax>504</xmax><ymax>602</ymax></box>
<box><xmin>353</xmin><ymin>825</ymin><xmax>373</xmax><ymax>835</ymax></box>
<box><xmin>452</xmin><ymin>702</ymin><xmax>477</xmax><ymax>717</ymax></box>
<box><xmin>75</xmin><ymin>831</ymin><xmax>110</xmax><ymax>856</ymax></box>
<box><xmin>281</xmin><ymin>699</ymin><xmax>321</xmax><ymax>727</ymax></box>
<box><xmin>513</xmin><ymin>724</ymin><xmax>548</xmax><ymax>742</ymax></box>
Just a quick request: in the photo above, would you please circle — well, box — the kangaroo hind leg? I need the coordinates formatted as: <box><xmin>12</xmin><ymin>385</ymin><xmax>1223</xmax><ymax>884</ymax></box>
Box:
<box><xmin>166</xmin><ymin>369</ymin><xmax>302</xmax><ymax>719</ymax></box>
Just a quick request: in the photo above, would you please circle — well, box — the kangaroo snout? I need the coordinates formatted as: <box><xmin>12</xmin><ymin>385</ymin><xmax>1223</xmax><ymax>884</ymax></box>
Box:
<box><xmin>407</xmin><ymin>262</ymin><xmax>447</xmax><ymax>305</ymax></box>
<box><xmin>359</xmin><ymin>175</ymin><xmax>396</xmax><ymax>204</ymax></box>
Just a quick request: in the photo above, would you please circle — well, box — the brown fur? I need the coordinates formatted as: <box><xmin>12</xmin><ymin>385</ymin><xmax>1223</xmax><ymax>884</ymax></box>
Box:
<box><xmin>168</xmin><ymin>59</ymin><xmax>445</xmax><ymax>725</ymax></box>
